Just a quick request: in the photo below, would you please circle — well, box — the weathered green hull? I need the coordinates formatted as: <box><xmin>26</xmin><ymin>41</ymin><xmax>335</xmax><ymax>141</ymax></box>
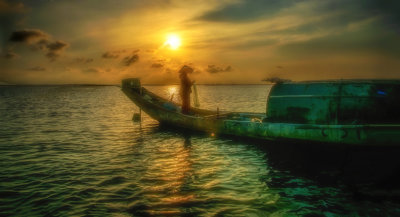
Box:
<box><xmin>122</xmin><ymin>79</ymin><xmax>400</xmax><ymax>146</ymax></box>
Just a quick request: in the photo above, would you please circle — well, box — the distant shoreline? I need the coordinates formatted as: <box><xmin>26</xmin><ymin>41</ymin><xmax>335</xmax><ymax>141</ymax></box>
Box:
<box><xmin>0</xmin><ymin>83</ymin><xmax>272</xmax><ymax>86</ymax></box>
<box><xmin>0</xmin><ymin>84</ymin><xmax>116</xmax><ymax>87</ymax></box>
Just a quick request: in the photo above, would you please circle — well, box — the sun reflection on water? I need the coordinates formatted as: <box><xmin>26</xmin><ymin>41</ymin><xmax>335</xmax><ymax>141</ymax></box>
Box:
<box><xmin>3</xmin><ymin>85</ymin><xmax>390</xmax><ymax>216</ymax></box>
<box><xmin>139</xmin><ymin>135</ymin><xmax>195</xmax><ymax>215</ymax></box>
<box><xmin>167</xmin><ymin>86</ymin><xmax>178</xmax><ymax>102</ymax></box>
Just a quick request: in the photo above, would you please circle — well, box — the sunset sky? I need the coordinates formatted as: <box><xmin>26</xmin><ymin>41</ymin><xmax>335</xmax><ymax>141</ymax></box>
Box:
<box><xmin>1</xmin><ymin>0</ymin><xmax>399</xmax><ymax>84</ymax></box>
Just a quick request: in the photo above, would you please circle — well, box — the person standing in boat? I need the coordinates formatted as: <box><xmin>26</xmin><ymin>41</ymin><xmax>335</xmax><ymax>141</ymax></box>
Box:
<box><xmin>179</xmin><ymin>65</ymin><xmax>194</xmax><ymax>114</ymax></box>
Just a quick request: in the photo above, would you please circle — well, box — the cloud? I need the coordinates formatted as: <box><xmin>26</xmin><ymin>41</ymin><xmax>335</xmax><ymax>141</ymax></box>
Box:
<box><xmin>101</xmin><ymin>49</ymin><xmax>130</xmax><ymax>59</ymax></box>
<box><xmin>0</xmin><ymin>0</ymin><xmax>25</xmax><ymax>13</ymax></box>
<box><xmin>35</xmin><ymin>39</ymin><xmax>69</xmax><ymax>61</ymax></box>
<box><xmin>196</xmin><ymin>0</ymin><xmax>400</xmax><ymax>28</ymax></box>
<box><xmin>27</xmin><ymin>66</ymin><xmax>46</xmax><ymax>71</ymax></box>
<box><xmin>9</xmin><ymin>29</ymin><xmax>48</xmax><ymax>43</ymax></box>
<box><xmin>45</xmin><ymin>52</ymin><xmax>59</xmax><ymax>61</ymax></box>
<box><xmin>151</xmin><ymin>63</ymin><xmax>164</xmax><ymax>68</ymax></box>
<box><xmin>31</xmin><ymin>39</ymin><xmax>49</xmax><ymax>51</ymax></box>
<box><xmin>76</xmin><ymin>57</ymin><xmax>94</xmax><ymax>63</ymax></box>
<box><xmin>122</xmin><ymin>54</ymin><xmax>139</xmax><ymax>66</ymax></box>
<box><xmin>165</xmin><ymin>68</ymin><xmax>173</xmax><ymax>74</ymax></box>
<box><xmin>193</xmin><ymin>0</ymin><xmax>400</xmax><ymax>58</ymax></box>
<box><xmin>102</xmin><ymin>51</ymin><xmax>119</xmax><ymax>59</ymax></box>
<box><xmin>2</xmin><ymin>49</ymin><xmax>18</xmax><ymax>59</ymax></box>
<box><xmin>8</xmin><ymin>29</ymin><xmax>69</xmax><ymax>61</ymax></box>
<box><xmin>0</xmin><ymin>0</ymin><xmax>27</xmax><ymax>48</ymax></box>
<box><xmin>45</xmin><ymin>40</ymin><xmax>69</xmax><ymax>61</ymax></box>
<box><xmin>230</xmin><ymin>38</ymin><xmax>278</xmax><ymax>50</ymax></box>
<box><xmin>277</xmin><ymin>21</ymin><xmax>400</xmax><ymax>58</ymax></box>
<box><xmin>2</xmin><ymin>0</ymin><xmax>400</xmax><ymax>84</ymax></box>
<box><xmin>206</xmin><ymin>65</ymin><xmax>233</xmax><ymax>73</ymax></box>
<box><xmin>315</xmin><ymin>1</ymin><xmax>400</xmax><ymax>30</ymax></box>
<box><xmin>46</xmin><ymin>40</ymin><xmax>68</xmax><ymax>51</ymax></box>
<box><xmin>197</xmin><ymin>0</ymin><xmax>298</xmax><ymax>22</ymax></box>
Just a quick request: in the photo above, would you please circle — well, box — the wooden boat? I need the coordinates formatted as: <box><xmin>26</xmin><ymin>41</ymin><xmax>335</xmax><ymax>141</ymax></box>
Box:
<box><xmin>122</xmin><ymin>78</ymin><xmax>400</xmax><ymax>146</ymax></box>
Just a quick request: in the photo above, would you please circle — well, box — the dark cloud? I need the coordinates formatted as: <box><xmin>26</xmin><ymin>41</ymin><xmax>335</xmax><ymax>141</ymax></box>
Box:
<box><xmin>197</xmin><ymin>0</ymin><xmax>400</xmax><ymax>29</ymax></box>
<box><xmin>9</xmin><ymin>29</ymin><xmax>48</xmax><ymax>43</ymax></box>
<box><xmin>315</xmin><ymin>1</ymin><xmax>400</xmax><ymax>30</ymax></box>
<box><xmin>122</xmin><ymin>54</ymin><xmax>139</xmax><ymax>66</ymax></box>
<box><xmin>7</xmin><ymin>29</ymin><xmax>68</xmax><ymax>61</ymax></box>
<box><xmin>197</xmin><ymin>0</ymin><xmax>298</xmax><ymax>22</ymax></box>
<box><xmin>76</xmin><ymin>57</ymin><xmax>94</xmax><ymax>63</ymax></box>
<box><xmin>44</xmin><ymin>40</ymin><xmax>68</xmax><ymax>61</ymax></box>
<box><xmin>31</xmin><ymin>39</ymin><xmax>69</xmax><ymax>61</ymax></box>
<box><xmin>206</xmin><ymin>65</ymin><xmax>233</xmax><ymax>74</ymax></box>
<box><xmin>27</xmin><ymin>66</ymin><xmax>46</xmax><ymax>71</ymax></box>
<box><xmin>0</xmin><ymin>0</ymin><xmax>26</xmax><ymax>48</ymax></box>
<box><xmin>46</xmin><ymin>40</ymin><xmax>68</xmax><ymax>51</ymax></box>
<box><xmin>151</xmin><ymin>63</ymin><xmax>164</xmax><ymax>68</ymax></box>
<box><xmin>31</xmin><ymin>39</ymin><xmax>49</xmax><ymax>51</ymax></box>
<box><xmin>277</xmin><ymin>22</ymin><xmax>400</xmax><ymax>58</ymax></box>
<box><xmin>102</xmin><ymin>52</ymin><xmax>119</xmax><ymax>59</ymax></box>
<box><xmin>101</xmin><ymin>49</ymin><xmax>131</xmax><ymax>59</ymax></box>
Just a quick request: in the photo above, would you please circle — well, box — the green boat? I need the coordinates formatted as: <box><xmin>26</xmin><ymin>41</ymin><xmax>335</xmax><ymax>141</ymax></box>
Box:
<box><xmin>122</xmin><ymin>78</ymin><xmax>400</xmax><ymax>146</ymax></box>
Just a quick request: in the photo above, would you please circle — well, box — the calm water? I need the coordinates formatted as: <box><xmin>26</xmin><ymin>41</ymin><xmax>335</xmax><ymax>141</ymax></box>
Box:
<box><xmin>1</xmin><ymin>85</ymin><xmax>400</xmax><ymax>216</ymax></box>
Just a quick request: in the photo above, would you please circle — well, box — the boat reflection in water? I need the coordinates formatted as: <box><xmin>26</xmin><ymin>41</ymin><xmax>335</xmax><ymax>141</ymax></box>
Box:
<box><xmin>256</xmin><ymin>140</ymin><xmax>400</xmax><ymax>197</ymax></box>
<box><xmin>131</xmin><ymin>123</ymin><xmax>400</xmax><ymax>216</ymax></box>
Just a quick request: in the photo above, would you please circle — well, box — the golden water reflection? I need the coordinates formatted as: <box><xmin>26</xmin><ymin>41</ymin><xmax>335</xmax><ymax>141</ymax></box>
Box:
<box><xmin>140</xmin><ymin>135</ymin><xmax>194</xmax><ymax>215</ymax></box>
<box><xmin>3</xmin><ymin>86</ymin><xmax>397</xmax><ymax>217</ymax></box>
<box><xmin>167</xmin><ymin>86</ymin><xmax>178</xmax><ymax>102</ymax></box>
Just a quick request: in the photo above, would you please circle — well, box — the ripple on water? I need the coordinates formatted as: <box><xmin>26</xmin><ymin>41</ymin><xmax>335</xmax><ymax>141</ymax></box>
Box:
<box><xmin>98</xmin><ymin>176</ymin><xmax>127</xmax><ymax>187</ymax></box>
<box><xmin>1</xmin><ymin>85</ymin><xmax>400</xmax><ymax>216</ymax></box>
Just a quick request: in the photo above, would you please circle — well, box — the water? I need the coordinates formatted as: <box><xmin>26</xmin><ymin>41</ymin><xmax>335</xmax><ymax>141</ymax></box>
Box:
<box><xmin>1</xmin><ymin>85</ymin><xmax>400</xmax><ymax>216</ymax></box>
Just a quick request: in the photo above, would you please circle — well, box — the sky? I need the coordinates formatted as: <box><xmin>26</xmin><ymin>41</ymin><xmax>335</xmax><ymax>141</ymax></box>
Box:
<box><xmin>0</xmin><ymin>0</ymin><xmax>399</xmax><ymax>84</ymax></box>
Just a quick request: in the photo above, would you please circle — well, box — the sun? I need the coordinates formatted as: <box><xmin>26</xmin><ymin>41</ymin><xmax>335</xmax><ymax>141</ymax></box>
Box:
<box><xmin>164</xmin><ymin>34</ymin><xmax>181</xmax><ymax>50</ymax></box>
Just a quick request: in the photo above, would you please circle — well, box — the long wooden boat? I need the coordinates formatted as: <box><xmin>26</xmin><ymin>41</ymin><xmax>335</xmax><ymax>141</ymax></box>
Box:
<box><xmin>122</xmin><ymin>78</ymin><xmax>400</xmax><ymax>146</ymax></box>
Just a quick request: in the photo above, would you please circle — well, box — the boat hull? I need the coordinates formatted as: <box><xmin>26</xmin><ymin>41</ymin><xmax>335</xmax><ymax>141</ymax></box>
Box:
<box><xmin>122</xmin><ymin>79</ymin><xmax>400</xmax><ymax>146</ymax></box>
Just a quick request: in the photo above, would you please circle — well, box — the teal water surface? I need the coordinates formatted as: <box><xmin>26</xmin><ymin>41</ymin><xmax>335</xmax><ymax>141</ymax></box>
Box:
<box><xmin>0</xmin><ymin>85</ymin><xmax>399</xmax><ymax>216</ymax></box>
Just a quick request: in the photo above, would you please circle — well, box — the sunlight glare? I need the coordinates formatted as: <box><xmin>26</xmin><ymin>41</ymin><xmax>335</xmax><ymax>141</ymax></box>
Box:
<box><xmin>168</xmin><ymin>86</ymin><xmax>177</xmax><ymax>101</ymax></box>
<box><xmin>165</xmin><ymin>34</ymin><xmax>181</xmax><ymax>50</ymax></box>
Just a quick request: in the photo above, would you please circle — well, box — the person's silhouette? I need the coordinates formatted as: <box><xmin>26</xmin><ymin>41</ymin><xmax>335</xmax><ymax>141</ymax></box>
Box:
<box><xmin>179</xmin><ymin>65</ymin><xmax>194</xmax><ymax>114</ymax></box>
